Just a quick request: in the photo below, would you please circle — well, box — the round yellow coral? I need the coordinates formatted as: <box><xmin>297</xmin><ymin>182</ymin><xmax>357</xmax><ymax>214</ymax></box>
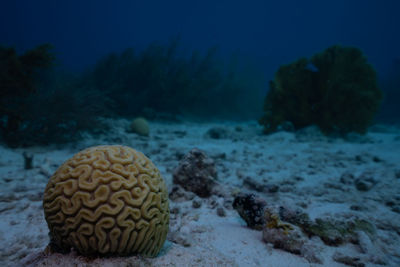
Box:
<box><xmin>43</xmin><ymin>145</ymin><xmax>169</xmax><ymax>257</ymax></box>
<box><xmin>130</xmin><ymin>117</ymin><xmax>150</xmax><ymax>136</ymax></box>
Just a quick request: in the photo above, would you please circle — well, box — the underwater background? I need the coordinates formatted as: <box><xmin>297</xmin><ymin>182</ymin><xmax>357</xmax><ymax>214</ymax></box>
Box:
<box><xmin>0</xmin><ymin>1</ymin><xmax>400</xmax><ymax>266</ymax></box>
<box><xmin>0</xmin><ymin>0</ymin><xmax>399</xmax><ymax>145</ymax></box>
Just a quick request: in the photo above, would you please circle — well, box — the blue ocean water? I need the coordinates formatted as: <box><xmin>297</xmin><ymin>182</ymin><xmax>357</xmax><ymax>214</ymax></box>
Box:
<box><xmin>0</xmin><ymin>1</ymin><xmax>400</xmax><ymax>266</ymax></box>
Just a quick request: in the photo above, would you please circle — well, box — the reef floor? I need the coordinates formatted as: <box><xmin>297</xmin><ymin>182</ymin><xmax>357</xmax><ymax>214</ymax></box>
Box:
<box><xmin>0</xmin><ymin>119</ymin><xmax>399</xmax><ymax>266</ymax></box>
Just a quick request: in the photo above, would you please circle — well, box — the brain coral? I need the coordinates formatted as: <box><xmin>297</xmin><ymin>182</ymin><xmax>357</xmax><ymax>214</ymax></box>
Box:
<box><xmin>43</xmin><ymin>145</ymin><xmax>169</xmax><ymax>257</ymax></box>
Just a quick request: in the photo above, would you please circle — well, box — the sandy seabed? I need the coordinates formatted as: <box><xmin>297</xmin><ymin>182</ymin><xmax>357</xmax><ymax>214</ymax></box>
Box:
<box><xmin>0</xmin><ymin>119</ymin><xmax>399</xmax><ymax>267</ymax></box>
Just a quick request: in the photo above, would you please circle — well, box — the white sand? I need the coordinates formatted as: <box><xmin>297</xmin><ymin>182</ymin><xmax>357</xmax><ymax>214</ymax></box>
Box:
<box><xmin>0</xmin><ymin>119</ymin><xmax>399</xmax><ymax>266</ymax></box>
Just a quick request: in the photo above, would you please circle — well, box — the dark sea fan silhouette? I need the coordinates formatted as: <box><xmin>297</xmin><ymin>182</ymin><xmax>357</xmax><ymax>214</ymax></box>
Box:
<box><xmin>260</xmin><ymin>45</ymin><xmax>382</xmax><ymax>135</ymax></box>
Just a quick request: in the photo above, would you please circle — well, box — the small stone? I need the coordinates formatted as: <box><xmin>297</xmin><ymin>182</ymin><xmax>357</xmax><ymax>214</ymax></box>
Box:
<box><xmin>169</xmin><ymin>185</ymin><xmax>196</xmax><ymax>202</ymax></box>
<box><xmin>385</xmin><ymin>200</ymin><xmax>395</xmax><ymax>207</ymax></box>
<box><xmin>293</xmin><ymin>176</ymin><xmax>304</xmax><ymax>182</ymax></box>
<box><xmin>279</xmin><ymin>206</ymin><xmax>312</xmax><ymax>228</ymax></box>
<box><xmin>263</xmin><ymin>226</ymin><xmax>305</xmax><ymax>255</ymax></box>
<box><xmin>170</xmin><ymin>206</ymin><xmax>180</xmax><ymax>214</ymax></box>
<box><xmin>355</xmin><ymin>155</ymin><xmax>365</xmax><ymax>162</ymax></box>
<box><xmin>350</xmin><ymin>205</ymin><xmax>369</xmax><ymax>211</ymax></box>
<box><xmin>205</xmin><ymin>127</ymin><xmax>228</xmax><ymax>139</ymax></box>
<box><xmin>233</xmin><ymin>193</ymin><xmax>266</xmax><ymax>230</ymax></box>
<box><xmin>27</xmin><ymin>192</ymin><xmax>43</xmax><ymax>202</ymax></box>
<box><xmin>223</xmin><ymin>198</ymin><xmax>234</xmax><ymax>210</ymax></box>
<box><xmin>301</xmin><ymin>243</ymin><xmax>323</xmax><ymax>264</ymax></box>
<box><xmin>212</xmin><ymin>153</ymin><xmax>226</xmax><ymax>160</ymax></box>
<box><xmin>372</xmin><ymin>156</ymin><xmax>382</xmax><ymax>162</ymax></box>
<box><xmin>192</xmin><ymin>198</ymin><xmax>202</xmax><ymax>209</ymax></box>
<box><xmin>207</xmin><ymin>197</ymin><xmax>218</xmax><ymax>209</ymax></box>
<box><xmin>216</xmin><ymin>206</ymin><xmax>226</xmax><ymax>217</ymax></box>
<box><xmin>340</xmin><ymin>172</ymin><xmax>355</xmax><ymax>185</ymax></box>
<box><xmin>355</xmin><ymin>172</ymin><xmax>377</xmax><ymax>191</ymax></box>
<box><xmin>170</xmin><ymin>232</ymin><xmax>192</xmax><ymax>247</ymax></box>
<box><xmin>243</xmin><ymin>177</ymin><xmax>266</xmax><ymax>192</ymax></box>
<box><xmin>332</xmin><ymin>252</ymin><xmax>365</xmax><ymax>267</ymax></box>
<box><xmin>279</xmin><ymin>185</ymin><xmax>294</xmax><ymax>193</ymax></box>
<box><xmin>173</xmin><ymin>148</ymin><xmax>217</xmax><ymax>198</ymax></box>
<box><xmin>265</xmin><ymin>184</ymin><xmax>279</xmax><ymax>193</ymax></box>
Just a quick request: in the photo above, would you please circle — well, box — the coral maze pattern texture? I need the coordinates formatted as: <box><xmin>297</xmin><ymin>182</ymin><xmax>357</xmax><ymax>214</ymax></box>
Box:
<box><xmin>43</xmin><ymin>145</ymin><xmax>169</xmax><ymax>257</ymax></box>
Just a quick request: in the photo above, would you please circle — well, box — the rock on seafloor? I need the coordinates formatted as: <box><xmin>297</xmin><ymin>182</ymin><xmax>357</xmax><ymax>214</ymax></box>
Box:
<box><xmin>172</xmin><ymin>148</ymin><xmax>218</xmax><ymax>198</ymax></box>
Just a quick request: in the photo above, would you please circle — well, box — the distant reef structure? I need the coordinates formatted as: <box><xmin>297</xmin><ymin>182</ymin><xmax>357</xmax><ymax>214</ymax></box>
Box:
<box><xmin>259</xmin><ymin>45</ymin><xmax>383</xmax><ymax>135</ymax></box>
<box><xmin>0</xmin><ymin>44</ymin><xmax>110</xmax><ymax>147</ymax></box>
<box><xmin>0</xmin><ymin>44</ymin><xmax>54</xmax><ymax>146</ymax></box>
<box><xmin>0</xmin><ymin>39</ymin><xmax>265</xmax><ymax>147</ymax></box>
<box><xmin>87</xmin><ymin>37</ymin><xmax>265</xmax><ymax>120</ymax></box>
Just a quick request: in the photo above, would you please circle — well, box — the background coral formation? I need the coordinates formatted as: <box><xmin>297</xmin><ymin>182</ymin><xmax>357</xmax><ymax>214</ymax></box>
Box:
<box><xmin>260</xmin><ymin>45</ymin><xmax>383</xmax><ymax>135</ymax></box>
<box><xmin>0</xmin><ymin>44</ymin><xmax>111</xmax><ymax>147</ymax></box>
<box><xmin>0</xmin><ymin>44</ymin><xmax>54</xmax><ymax>146</ymax></box>
<box><xmin>0</xmin><ymin>40</ymin><xmax>265</xmax><ymax>147</ymax></box>
<box><xmin>130</xmin><ymin>117</ymin><xmax>150</xmax><ymax>137</ymax></box>
<box><xmin>43</xmin><ymin>145</ymin><xmax>169</xmax><ymax>257</ymax></box>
